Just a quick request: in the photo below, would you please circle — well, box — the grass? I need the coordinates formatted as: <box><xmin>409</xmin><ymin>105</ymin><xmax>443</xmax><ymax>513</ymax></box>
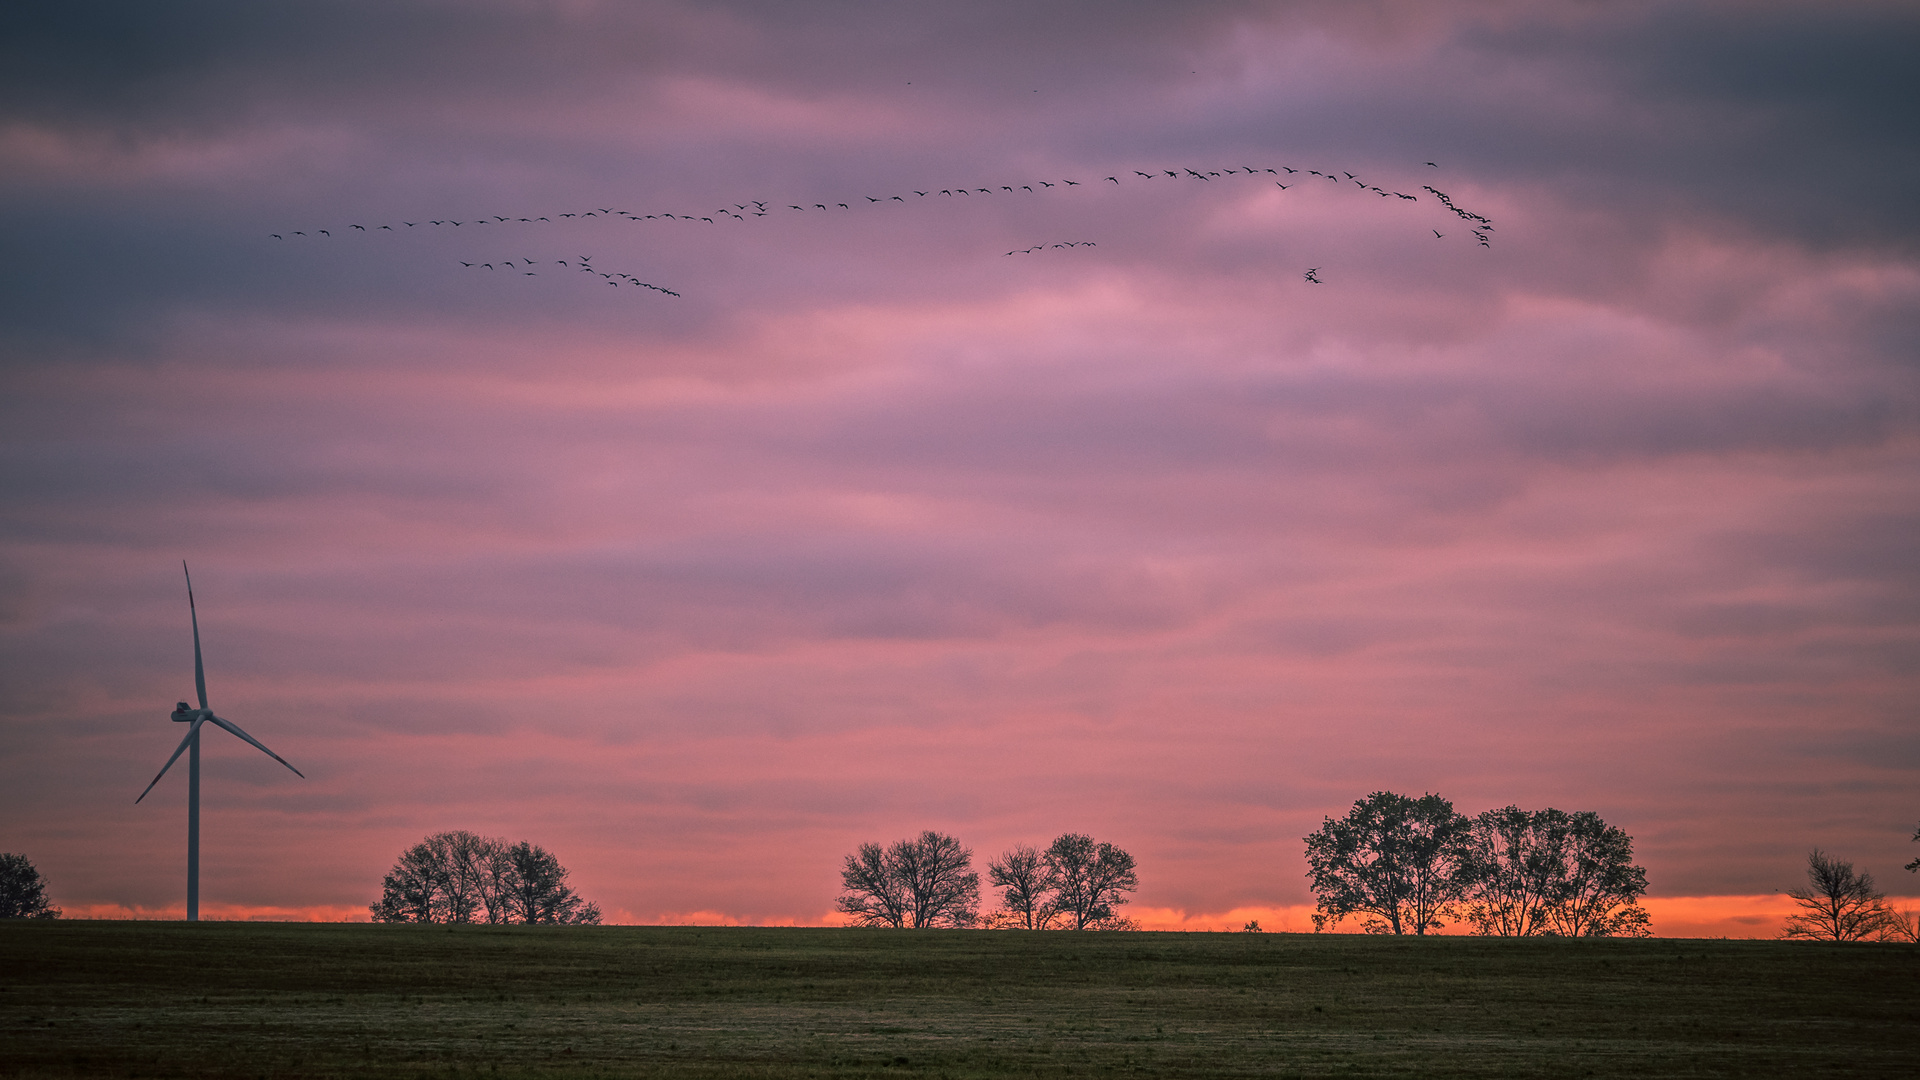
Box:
<box><xmin>0</xmin><ymin>922</ymin><xmax>1914</xmax><ymax>1078</ymax></box>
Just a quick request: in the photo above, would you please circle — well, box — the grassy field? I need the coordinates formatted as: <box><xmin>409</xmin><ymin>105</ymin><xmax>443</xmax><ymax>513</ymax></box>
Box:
<box><xmin>1</xmin><ymin>922</ymin><xmax>1914</xmax><ymax>1078</ymax></box>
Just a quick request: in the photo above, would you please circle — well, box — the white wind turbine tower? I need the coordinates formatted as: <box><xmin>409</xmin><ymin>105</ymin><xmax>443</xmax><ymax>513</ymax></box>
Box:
<box><xmin>136</xmin><ymin>563</ymin><xmax>304</xmax><ymax>921</ymax></box>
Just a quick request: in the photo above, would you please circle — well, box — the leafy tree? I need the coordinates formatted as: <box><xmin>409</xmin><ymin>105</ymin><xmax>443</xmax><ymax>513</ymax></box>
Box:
<box><xmin>1782</xmin><ymin>849</ymin><xmax>1893</xmax><ymax>941</ymax></box>
<box><xmin>986</xmin><ymin>844</ymin><xmax>1052</xmax><ymax>929</ymax></box>
<box><xmin>1460</xmin><ymin>806</ymin><xmax>1568</xmax><ymax>937</ymax></box>
<box><xmin>1461</xmin><ymin>807</ymin><xmax>1651</xmax><ymax>937</ymax></box>
<box><xmin>371</xmin><ymin>832</ymin><xmax>598</xmax><ymax>925</ymax></box>
<box><xmin>1043</xmin><ymin>834</ymin><xmax>1138</xmax><ymax>930</ymax></box>
<box><xmin>1540</xmin><ymin>811</ymin><xmax>1650</xmax><ymax>937</ymax></box>
<box><xmin>837</xmin><ymin>830</ymin><xmax>979</xmax><ymax>928</ymax></box>
<box><xmin>1305</xmin><ymin>791</ymin><xmax>1471</xmax><ymax>935</ymax></box>
<box><xmin>0</xmin><ymin>853</ymin><xmax>61</xmax><ymax>919</ymax></box>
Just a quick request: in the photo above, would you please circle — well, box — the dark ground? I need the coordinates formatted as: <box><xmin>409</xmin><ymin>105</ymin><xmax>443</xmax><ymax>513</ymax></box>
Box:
<box><xmin>1</xmin><ymin>921</ymin><xmax>1914</xmax><ymax>1078</ymax></box>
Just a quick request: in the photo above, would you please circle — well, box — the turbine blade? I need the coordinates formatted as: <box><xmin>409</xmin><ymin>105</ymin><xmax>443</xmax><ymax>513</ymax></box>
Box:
<box><xmin>206</xmin><ymin>713</ymin><xmax>305</xmax><ymax>779</ymax></box>
<box><xmin>185</xmin><ymin>562</ymin><xmax>208</xmax><ymax>711</ymax></box>
<box><xmin>136</xmin><ymin>717</ymin><xmax>204</xmax><ymax>803</ymax></box>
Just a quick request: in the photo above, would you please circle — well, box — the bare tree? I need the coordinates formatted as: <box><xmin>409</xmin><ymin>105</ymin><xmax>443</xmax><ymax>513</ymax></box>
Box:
<box><xmin>1043</xmin><ymin>834</ymin><xmax>1138</xmax><ymax>930</ymax></box>
<box><xmin>986</xmin><ymin>844</ymin><xmax>1054</xmax><ymax>929</ymax></box>
<box><xmin>1782</xmin><ymin>849</ymin><xmax>1893</xmax><ymax>941</ymax></box>
<box><xmin>499</xmin><ymin>841</ymin><xmax>602</xmax><ymax>925</ymax></box>
<box><xmin>0</xmin><ymin>853</ymin><xmax>60</xmax><ymax>919</ymax></box>
<box><xmin>1305</xmin><ymin>792</ymin><xmax>1471</xmax><ymax>935</ymax></box>
<box><xmin>836</xmin><ymin>831</ymin><xmax>980</xmax><ymax>928</ymax></box>
<box><xmin>370</xmin><ymin>835</ymin><xmax>450</xmax><ymax>923</ymax></box>
<box><xmin>838</xmin><ymin>843</ymin><xmax>910</xmax><ymax>927</ymax></box>
<box><xmin>1906</xmin><ymin>821</ymin><xmax>1919</xmax><ymax>875</ymax></box>
<box><xmin>1879</xmin><ymin>907</ymin><xmax>1920</xmax><ymax>943</ymax></box>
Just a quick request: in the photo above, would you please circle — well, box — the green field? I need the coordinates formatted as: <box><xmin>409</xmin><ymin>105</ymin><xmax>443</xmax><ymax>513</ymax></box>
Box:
<box><xmin>1</xmin><ymin>922</ymin><xmax>1913</xmax><ymax>1078</ymax></box>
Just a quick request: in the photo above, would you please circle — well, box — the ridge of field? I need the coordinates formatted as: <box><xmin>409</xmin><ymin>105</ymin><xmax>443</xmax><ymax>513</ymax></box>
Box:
<box><xmin>1</xmin><ymin>922</ymin><xmax>1913</xmax><ymax>1078</ymax></box>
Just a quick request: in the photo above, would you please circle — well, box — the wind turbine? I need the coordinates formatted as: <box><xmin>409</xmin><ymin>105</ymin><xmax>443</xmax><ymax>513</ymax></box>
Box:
<box><xmin>136</xmin><ymin>563</ymin><xmax>303</xmax><ymax>921</ymax></box>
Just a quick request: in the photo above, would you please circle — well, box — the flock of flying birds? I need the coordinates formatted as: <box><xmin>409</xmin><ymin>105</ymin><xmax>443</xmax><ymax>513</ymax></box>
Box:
<box><xmin>457</xmin><ymin>254</ymin><xmax>679</xmax><ymax>296</ymax></box>
<box><xmin>272</xmin><ymin>162</ymin><xmax>1494</xmax><ymax>297</ymax></box>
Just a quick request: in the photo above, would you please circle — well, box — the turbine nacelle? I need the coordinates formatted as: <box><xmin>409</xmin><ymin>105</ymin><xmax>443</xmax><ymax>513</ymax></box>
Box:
<box><xmin>171</xmin><ymin>703</ymin><xmax>203</xmax><ymax>722</ymax></box>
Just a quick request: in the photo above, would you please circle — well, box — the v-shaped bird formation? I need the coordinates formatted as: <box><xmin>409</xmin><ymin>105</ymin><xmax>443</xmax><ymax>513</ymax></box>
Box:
<box><xmin>273</xmin><ymin>161</ymin><xmax>1496</xmax><ymax>298</ymax></box>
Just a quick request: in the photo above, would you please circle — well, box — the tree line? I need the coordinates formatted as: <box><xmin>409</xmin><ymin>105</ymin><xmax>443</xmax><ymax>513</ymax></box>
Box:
<box><xmin>370</xmin><ymin>830</ymin><xmax>601</xmax><ymax>925</ymax></box>
<box><xmin>837</xmin><ymin>830</ymin><xmax>1138</xmax><ymax>929</ymax></box>
<box><xmin>1303</xmin><ymin>792</ymin><xmax>1653</xmax><ymax>936</ymax></box>
<box><xmin>11</xmin><ymin>817</ymin><xmax>1920</xmax><ymax>935</ymax></box>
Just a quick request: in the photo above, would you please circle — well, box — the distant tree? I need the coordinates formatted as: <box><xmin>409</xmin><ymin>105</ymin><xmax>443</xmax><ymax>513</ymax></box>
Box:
<box><xmin>1043</xmin><ymin>834</ymin><xmax>1138</xmax><ymax>930</ymax></box>
<box><xmin>1305</xmin><ymin>792</ymin><xmax>1471</xmax><ymax>935</ymax></box>
<box><xmin>371</xmin><ymin>836</ymin><xmax>447</xmax><ymax>923</ymax></box>
<box><xmin>498</xmin><ymin>841</ymin><xmax>601</xmax><ymax>925</ymax></box>
<box><xmin>836</xmin><ymin>831</ymin><xmax>980</xmax><ymax>928</ymax></box>
<box><xmin>987</xmin><ymin>844</ymin><xmax>1054</xmax><ymax>929</ymax></box>
<box><xmin>838</xmin><ymin>843</ymin><xmax>910</xmax><ymax>928</ymax></box>
<box><xmin>1540</xmin><ymin>811</ymin><xmax>1651</xmax><ymax>937</ymax></box>
<box><xmin>1880</xmin><ymin>907</ymin><xmax>1920</xmax><ymax>944</ymax></box>
<box><xmin>1906</xmin><ymin>822</ymin><xmax>1919</xmax><ymax>875</ymax></box>
<box><xmin>1782</xmin><ymin>849</ymin><xmax>1893</xmax><ymax>941</ymax></box>
<box><xmin>372</xmin><ymin>832</ymin><xmax>598</xmax><ymax>925</ymax></box>
<box><xmin>0</xmin><ymin>853</ymin><xmax>61</xmax><ymax>919</ymax></box>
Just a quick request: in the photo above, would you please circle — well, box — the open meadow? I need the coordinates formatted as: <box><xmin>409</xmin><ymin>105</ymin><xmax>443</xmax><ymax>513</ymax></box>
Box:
<box><xmin>1</xmin><ymin>922</ymin><xmax>1913</xmax><ymax>1079</ymax></box>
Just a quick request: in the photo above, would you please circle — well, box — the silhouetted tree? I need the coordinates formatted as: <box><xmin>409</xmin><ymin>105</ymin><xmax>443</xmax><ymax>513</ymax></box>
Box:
<box><xmin>1897</xmin><ymin>823</ymin><xmax>1920</xmax><ymax>940</ymax></box>
<box><xmin>836</xmin><ymin>830</ymin><xmax>979</xmax><ymax>928</ymax></box>
<box><xmin>1461</xmin><ymin>807</ymin><xmax>1651</xmax><ymax>937</ymax></box>
<box><xmin>0</xmin><ymin>853</ymin><xmax>61</xmax><ymax>919</ymax></box>
<box><xmin>987</xmin><ymin>844</ymin><xmax>1053</xmax><ymax>929</ymax></box>
<box><xmin>1460</xmin><ymin>806</ymin><xmax>1566</xmax><ymax>937</ymax></box>
<box><xmin>1782</xmin><ymin>849</ymin><xmax>1893</xmax><ymax>941</ymax></box>
<box><xmin>499</xmin><ymin>841</ymin><xmax>601</xmax><ymax>925</ymax></box>
<box><xmin>370</xmin><ymin>836</ymin><xmax>446</xmax><ymax>923</ymax></box>
<box><xmin>1305</xmin><ymin>791</ymin><xmax>1471</xmax><ymax>935</ymax></box>
<box><xmin>372</xmin><ymin>832</ymin><xmax>598</xmax><ymax>925</ymax></box>
<box><xmin>1541</xmin><ymin>811</ymin><xmax>1650</xmax><ymax>937</ymax></box>
<box><xmin>1043</xmin><ymin>834</ymin><xmax>1138</xmax><ymax>930</ymax></box>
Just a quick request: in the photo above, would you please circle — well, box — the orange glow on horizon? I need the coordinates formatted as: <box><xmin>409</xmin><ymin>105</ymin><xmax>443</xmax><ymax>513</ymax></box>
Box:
<box><xmin>54</xmin><ymin>896</ymin><xmax>1920</xmax><ymax>939</ymax></box>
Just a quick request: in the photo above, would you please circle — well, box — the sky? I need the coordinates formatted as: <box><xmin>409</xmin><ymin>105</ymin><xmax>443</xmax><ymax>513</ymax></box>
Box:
<box><xmin>2</xmin><ymin>0</ymin><xmax>1916</xmax><ymax>935</ymax></box>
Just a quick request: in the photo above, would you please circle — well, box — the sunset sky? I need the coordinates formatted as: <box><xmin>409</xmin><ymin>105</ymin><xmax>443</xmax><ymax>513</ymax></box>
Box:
<box><xmin>2</xmin><ymin>0</ymin><xmax>1916</xmax><ymax>935</ymax></box>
